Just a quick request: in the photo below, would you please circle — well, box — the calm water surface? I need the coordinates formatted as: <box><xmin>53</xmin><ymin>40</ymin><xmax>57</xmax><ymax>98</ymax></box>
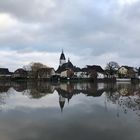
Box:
<box><xmin>0</xmin><ymin>81</ymin><xmax>140</xmax><ymax>140</ymax></box>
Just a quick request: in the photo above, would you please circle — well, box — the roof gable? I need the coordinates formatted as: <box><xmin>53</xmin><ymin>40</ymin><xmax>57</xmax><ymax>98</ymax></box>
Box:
<box><xmin>0</xmin><ymin>68</ymin><xmax>11</xmax><ymax>75</ymax></box>
<box><xmin>86</xmin><ymin>65</ymin><xmax>104</xmax><ymax>73</ymax></box>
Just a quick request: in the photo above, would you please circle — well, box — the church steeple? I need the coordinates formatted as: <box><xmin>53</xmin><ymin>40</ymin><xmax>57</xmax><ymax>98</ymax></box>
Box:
<box><xmin>59</xmin><ymin>94</ymin><xmax>65</xmax><ymax>112</ymax></box>
<box><xmin>60</xmin><ymin>49</ymin><xmax>66</xmax><ymax>66</ymax></box>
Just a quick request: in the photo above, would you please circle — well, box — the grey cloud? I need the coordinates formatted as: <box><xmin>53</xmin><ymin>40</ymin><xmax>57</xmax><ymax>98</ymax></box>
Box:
<box><xmin>0</xmin><ymin>0</ymin><xmax>140</xmax><ymax>68</ymax></box>
<box><xmin>0</xmin><ymin>0</ymin><xmax>62</xmax><ymax>22</ymax></box>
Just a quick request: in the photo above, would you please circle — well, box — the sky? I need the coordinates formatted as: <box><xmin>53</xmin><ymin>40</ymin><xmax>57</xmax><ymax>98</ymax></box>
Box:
<box><xmin>0</xmin><ymin>0</ymin><xmax>140</xmax><ymax>71</ymax></box>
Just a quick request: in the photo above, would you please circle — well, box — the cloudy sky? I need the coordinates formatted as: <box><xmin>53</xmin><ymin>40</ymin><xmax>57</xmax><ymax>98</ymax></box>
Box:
<box><xmin>0</xmin><ymin>0</ymin><xmax>140</xmax><ymax>71</ymax></box>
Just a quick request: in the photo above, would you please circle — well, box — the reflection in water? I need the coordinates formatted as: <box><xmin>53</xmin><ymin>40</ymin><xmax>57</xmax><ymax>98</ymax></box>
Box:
<box><xmin>0</xmin><ymin>81</ymin><xmax>140</xmax><ymax>116</ymax></box>
<box><xmin>0</xmin><ymin>81</ymin><xmax>140</xmax><ymax>140</ymax></box>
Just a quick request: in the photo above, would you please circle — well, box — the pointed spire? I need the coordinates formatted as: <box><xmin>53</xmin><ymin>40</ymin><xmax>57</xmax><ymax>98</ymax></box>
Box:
<box><xmin>67</xmin><ymin>98</ymin><xmax>70</xmax><ymax>104</ymax></box>
<box><xmin>59</xmin><ymin>95</ymin><xmax>65</xmax><ymax>113</ymax></box>
<box><xmin>60</xmin><ymin>49</ymin><xmax>66</xmax><ymax>60</ymax></box>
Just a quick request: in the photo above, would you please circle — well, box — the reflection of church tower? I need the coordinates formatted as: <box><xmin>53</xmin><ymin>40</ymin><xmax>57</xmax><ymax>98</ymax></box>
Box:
<box><xmin>59</xmin><ymin>94</ymin><xmax>65</xmax><ymax>112</ymax></box>
<box><xmin>60</xmin><ymin>50</ymin><xmax>66</xmax><ymax>66</ymax></box>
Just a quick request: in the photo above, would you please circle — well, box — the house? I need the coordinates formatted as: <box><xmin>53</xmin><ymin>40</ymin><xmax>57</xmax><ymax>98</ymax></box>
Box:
<box><xmin>74</xmin><ymin>68</ymin><xmax>84</xmax><ymax>78</ymax></box>
<box><xmin>118</xmin><ymin>66</ymin><xmax>137</xmax><ymax>78</ymax></box>
<box><xmin>60</xmin><ymin>69</ymin><xmax>74</xmax><ymax>79</ymax></box>
<box><xmin>12</xmin><ymin>68</ymin><xmax>28</xmax><ymax>79</ymax></box>
<box><xmin>86</xmin><ymin>65</ymin><xmax>105</xmax><ymax>79</ymax></box>
<box><xmin>0</xmin><ymin>68</ymin><xmax>12</xmax><ymax>78</ymax></box>
<box><xmin>37</xmin><ymin>68</ymin><xmax>55</xmax><ymax>79</ymax></box>
<box><xmin>138</xmin><ymin>67</ymin><xmax>140</xmax><ymax>79</ymax></box>
<box><xmin>73</xmin><ymin>67</ymin><xmax>98</xmax><ymax>79</ymax></box>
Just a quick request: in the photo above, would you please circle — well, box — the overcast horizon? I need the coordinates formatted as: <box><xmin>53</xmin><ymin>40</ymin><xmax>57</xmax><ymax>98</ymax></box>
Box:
<box><xmin>1</xmin><ymin>0</ymin><xmax>140</xmax><ymax>71</ymax></box>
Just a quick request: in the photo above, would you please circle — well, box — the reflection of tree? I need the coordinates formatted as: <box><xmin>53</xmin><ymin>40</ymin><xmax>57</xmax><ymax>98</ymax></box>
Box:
<box><xmin>0</xmin><ymin>81</ymin><xmax>11</xmax><ymax>93</ymax></box>
<box><xmin>1</xmin><ymin>81</ymin><xmax>140</xmax><ymax>117</ymax></box>
<box><xmin>0</xmin><ymin>81</ymin><xmax>11</xmax><ymax>109</ymax></box>
<box><xmin>118</xmin><ymin>95</ymin><xmax>140</xmax><ymax>116</ymax></box>
<box><xmin>0</xmin><ymin>95</ymin><xmax>6</xmax><ymax>109</ymax></box>
<box><xmin>105</xmin><ymin>83</ymin><xmax>140</xmax><ymax>117</ymax></box>
<box><xmin>105</xmin><ymin>83</ymin><xmax>119</xmax><ymax>104</ymax></box>
<box><xmin>26</xmin><ymin>82</ymin><xmax>55</xmax><ymax>99</ymax></box>
<box><xmin>12</xmin><ymin>81</ymin><xmax>27</xmax><ymax>92</ymax></box>
<box><xmin>0</xmin><ymin>82</ymin><xmax>12</xmax><ymax>109</ymax></box>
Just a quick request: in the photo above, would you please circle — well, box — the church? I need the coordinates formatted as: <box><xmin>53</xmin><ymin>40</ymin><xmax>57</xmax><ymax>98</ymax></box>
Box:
<box><xmin>56</xmin><ymin>50</ymin><xmax>75</xmax><ymax>74</ymax></box>
<box><xmin>56</xmin><ymin>50</ymin><xmax>105</xmax><ymax>80</ymax></box>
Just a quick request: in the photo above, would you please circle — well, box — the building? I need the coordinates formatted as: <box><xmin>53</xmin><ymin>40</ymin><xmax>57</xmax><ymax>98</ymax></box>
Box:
<box><xmin>56</xmin><ymin>51</ymin><xmax>78</xmax><ymax>77</ymax></box>
<box><xmin>118</xmin><ymin>66</ymin><xmax>137</xmax><ymax>78</ymax></box>
<box><xmin>37</xmin><ymin>68</ymin><xmax>55</xmax><ymax>79</ymax></box>
<box><xmin>74</xmin><ymin>65</ymin><xmax>105</xmax><ymax>79</ymax></box>
<box><xmin>60</xmin><ymin>69</ymin><xmax>74</xmax><ymax>79</ymax></box>
<box><xmin>86</xmin><ymin>65</ymin><xmax>105</xmax><ymax>79</ymax></box>
<box><xmin>59</xmin><ymin>94</ymin><xmax>65</xmax><ymax>112</ymax></box>
<box><xmin>12</xmin><ymin>68</ymin><xmax>28</xmax><ymax>79</ymax></box>
<box><xmin>60</xmin><ymin>50</ymin><xmax>66</xmax><ymax>66</ymax></box>
<box><xmin>0</xmin><ymin>68</ymin><xmax>12</xmax><ymax>78</ymax></box>
<box><xmin>56</xmin><ymin>51</ymin><xmax>106</xmax><ymax>80</ymax></box>
<box><xmin>57</xmin><ymin>57</ymin><xmax>75</xmax><ymax>73</ymax></box>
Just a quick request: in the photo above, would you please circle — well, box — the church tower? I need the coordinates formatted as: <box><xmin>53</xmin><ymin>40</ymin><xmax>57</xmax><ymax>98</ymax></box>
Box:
<box><xmin>59</xmin><ymin>94</ymin><xmax>65</xmax><ymax>112</ymax></box>
<box><xmin>60</xmin><ymin>50</ymin><xmax>66</xmax><ymax>66</ymax></box>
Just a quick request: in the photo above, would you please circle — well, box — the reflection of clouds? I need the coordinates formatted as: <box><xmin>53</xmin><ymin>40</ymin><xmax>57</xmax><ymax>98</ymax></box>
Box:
<box><xmin>0</xmin><ymin>89</ymin><xmax>59</xmax><ymax>110</ymax></box>
<box><xmin>0</xmin><ymin>82</ymin><xmax>140</xmax><ymax>139</ymax></box>
<box><xmin>0</xmin><ymin>98</ymin><xmax>140</xmax><ymax>140</ymax></box>
<box><xmin>1</xmin><ymin>81</ymin><xmax>140</xmax><ymax>118</ymax></box>
<box><xmin>0</xmin><ymin>82</ymin><xmax>106</xmax><ymax>111</ymax></box>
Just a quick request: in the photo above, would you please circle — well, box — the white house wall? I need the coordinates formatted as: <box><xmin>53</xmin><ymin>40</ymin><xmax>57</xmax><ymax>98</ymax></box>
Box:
<box><xmin>97</xmin><ymin>73</ymin><xmax>105</xmax><ymax>79</ymax></box>
<box><xmin>61</xmin><ymin>71</ymin><xmax>68</xmax><ymax>78</ymax></box>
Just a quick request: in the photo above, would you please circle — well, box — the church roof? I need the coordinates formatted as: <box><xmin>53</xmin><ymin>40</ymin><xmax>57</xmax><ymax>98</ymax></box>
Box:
<box><xmin>56</xmin><ymin>59</ymin><xmax>74</xmax><ymax>73</ymax></box>
<box><xmin>60</xmin><ymin>51</ymin><xmax>66</xmax><ymax>60</ymax></box>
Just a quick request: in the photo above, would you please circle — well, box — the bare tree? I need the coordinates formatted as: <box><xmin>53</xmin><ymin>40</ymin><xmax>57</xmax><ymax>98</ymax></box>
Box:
<box><xmin>105</xmin><ymin>61</ymin><xmax>119</xmax><ymax>78</ymax></box>
<box><xmin>23</xmin><ymin>62</ymin><xmax>48</xmax><ymax>78</ymax></box>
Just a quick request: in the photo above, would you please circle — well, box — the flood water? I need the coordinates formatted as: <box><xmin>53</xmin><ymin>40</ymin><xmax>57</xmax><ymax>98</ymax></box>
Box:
<box><xmin>0</xmin><ymin>81</ymin><xmax>140</xmax><ymax>140</ymax></box>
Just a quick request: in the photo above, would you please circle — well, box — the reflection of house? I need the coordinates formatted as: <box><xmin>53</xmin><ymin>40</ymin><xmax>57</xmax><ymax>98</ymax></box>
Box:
<box><xmin>118</xmin><ymin>66</ymin><xmax>137</xmax><ymax>78</ymax></box>
<box><xmin>12</xmin><ymin>68</ymin><xmax>27</xmax><ymax>79</ymax></box>
<box><xmin>37</xmin><ymin>68</ymin><xmax>55</xmax><ymax>79</ymax></box>
<box><xmin>0</xmin><ymin>68</ymin><xmax>12</xmax><ymax>78</ymax></box>
<box><xmin>117</xmin><ymin>83</ymin><xmax>137</xmax><ymax>96</ymax></box>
